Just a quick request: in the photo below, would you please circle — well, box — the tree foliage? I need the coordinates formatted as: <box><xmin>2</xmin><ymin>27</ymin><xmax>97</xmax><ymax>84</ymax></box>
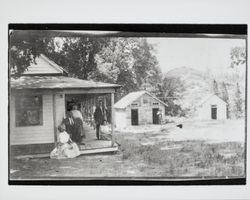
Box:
<box><xmin>10</xmin><ymin>33</ymin><xmax>162</xmax><ymax>100</ymax></box>
<box><xmin>234</xmin><ymin>82</ymin><xmax>244</xmax><ymax>118</ymax></box>
<box><xmin>157</xmin><ymin>76</ymin><xmax>186</xmax><ymax>116</ymax></box>
<box><xmin>213</xmin><ymin>80</ymin><xmax>219</xmax><ymax>96</ymax></box>
<box><xmin>230</xmin><ymin>46</ymin><xmax>246</xmax><ymax>68</ymax></box>
<box><xmin>63</xmin><ymin>37</ymin><xmax>108</xmax><ymax>79</ymax></box>
<box><xmin>10</xmin><ymin>32</ymin><xmax>247</xmax><ymax>120</ymax></box>
<box><xmin>221</xmin><ymin>82</ymin><xmax>229</xmax><ymax>119</ymax></box>
<box><xmin>9</xmin><ymin>31</ymin><xmax>46</xmax><ymax>78</ymax></box>
<box><xmin>90</xmin><ymin>38</ymin><xmax>162</xmax><ymax>99</ymax></box>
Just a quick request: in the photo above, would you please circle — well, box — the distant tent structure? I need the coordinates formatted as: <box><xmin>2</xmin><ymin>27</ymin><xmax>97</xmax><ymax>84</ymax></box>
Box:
<box><xmin>195</xmin><ymin>94</ymin><xmax>227</xmax><ymax>120</ymax></box>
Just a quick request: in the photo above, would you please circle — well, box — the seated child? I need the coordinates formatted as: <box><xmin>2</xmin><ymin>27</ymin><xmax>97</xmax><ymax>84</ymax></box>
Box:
<box><xmin>50</xmin><ymin>124</ymin><xmax>80</xmax><ymax>159</ymax></box>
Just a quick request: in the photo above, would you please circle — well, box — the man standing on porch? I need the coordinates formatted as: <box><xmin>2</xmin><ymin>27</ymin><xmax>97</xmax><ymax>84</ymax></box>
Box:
<box><xmin>94</xmin><ymin>100</ymin><xmax>104</xmax><ymax>140</ymax></box>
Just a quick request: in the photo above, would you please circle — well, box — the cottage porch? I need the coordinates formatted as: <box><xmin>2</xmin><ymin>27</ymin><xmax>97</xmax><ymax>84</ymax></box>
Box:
<box><xmin>11</xmin><ymin>81</ymin><xmax>120</xmax><ymax>159</ymax></box>
<box><xmin>10</xmin><ymin>54</ymin><xmax>121</xmax><ymax>159</ymax></box>
<box><xmin>12</xmin><ymin>122</ymin><xmax>118</xmax><ymax>159</ymax></box>
<box><xmin>10</xmin><ymin>91</ymin><xmax>119</xmax><ymax>159</ymax></box>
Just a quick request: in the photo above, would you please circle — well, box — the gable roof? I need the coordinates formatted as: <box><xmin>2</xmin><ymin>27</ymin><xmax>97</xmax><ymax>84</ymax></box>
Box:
<box><xmin>11</xmin><ymin>76</ymin><xmax>120</xmax><ymax>90</ymax></box>
<box><xmin>23</xmin><ymin>54</ymin><xmax>67</xmax><ymax>75</ymax></box>
<box><xmin>198</xmin><ymin>93</ymin><xmax>227</xmax><ymax>107</ymax></box>
<box><xmin>114</xmin><ymin>91</ymin><xmax>167</xmax><ymax>109</ymax></box>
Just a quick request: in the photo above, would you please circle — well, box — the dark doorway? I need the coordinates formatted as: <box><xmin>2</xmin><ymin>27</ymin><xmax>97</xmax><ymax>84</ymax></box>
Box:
<box><xmin>152</xmin><ymin>108</ymin><xmax>159</xmax><ymax>124</ymax></box>
<box><xmin>211</xmin><ymin>105</ymin><xmax>217</xmax><ymax>120</ymax></box>
<box><xmin>131</xmin><ymin>109</ymin><xmax>138</xmax><ymax>125</ymax></box>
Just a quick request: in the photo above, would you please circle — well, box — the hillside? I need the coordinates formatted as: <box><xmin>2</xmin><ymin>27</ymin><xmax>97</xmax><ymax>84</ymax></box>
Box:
<box><xmin>164</xmin><ymin>66</ymin><xmax>246</xmax><ymax>118</ymax></box>
<box><xmin>165</xmin><ymin>66</ymin><xmax>213</xmax><ymax>114</ymax></box>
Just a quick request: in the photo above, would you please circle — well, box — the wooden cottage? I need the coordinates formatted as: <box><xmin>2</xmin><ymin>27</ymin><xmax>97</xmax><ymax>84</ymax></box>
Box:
<box><xmin>114</xmin><ymin>91</ymin><xmax>167</xmax><ymax>129</ymax></box>
<box><xmin>195</xmin><ymin>94</ymin><xmax>227</xmax><ymax>120</ymax></box>
<box><xmin>10</xmin><ymin>54</ymin><xmax>120</xmax><ymax>157</ymax></box>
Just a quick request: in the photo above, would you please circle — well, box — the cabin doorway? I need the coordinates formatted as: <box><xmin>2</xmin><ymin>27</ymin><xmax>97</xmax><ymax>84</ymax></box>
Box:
<box><xmin>211</xmin><ymin>105</ymin><xmax>217</xmax><ymax>120</ymax></box>
<box><xmin>152</xmin><ymin>108</ymin><xmax>159</xmax><ymax>124</ymax></box>
<box><xmin>131</xmin><ymin>109</ymin><xmax>138</xmax><ymax>125</ymax></box>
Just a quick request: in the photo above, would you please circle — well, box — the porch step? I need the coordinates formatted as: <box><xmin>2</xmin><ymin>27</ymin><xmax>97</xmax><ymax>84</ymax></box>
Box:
<box><xmin>14</xmin><ymin>145</ymin><xmax>119</xmax><ymax>159</ymax></box>
<box><xmin>79</xmin><ymin>145</ymin><xmax>118</xmax><ymax>155</ymax></box>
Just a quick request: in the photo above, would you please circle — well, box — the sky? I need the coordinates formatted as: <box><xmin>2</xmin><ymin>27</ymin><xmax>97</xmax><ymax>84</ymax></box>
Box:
<box><xmin>147</xmin><ymin>37</ymin><xmax>246</xmax><ymax>75</ymax></box>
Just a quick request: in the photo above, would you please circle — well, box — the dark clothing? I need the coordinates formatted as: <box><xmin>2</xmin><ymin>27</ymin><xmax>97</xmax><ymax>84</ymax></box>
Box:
<box><xmin>96</xmin><ymin>124</ymin><xmax>101</xmax><ymax>140</ymax></box>
<box><xmin>69</xmin><ymin>109</ymin><xmax>85</xmax><ymax>143</ymax></box>
<box><xmin>62</xmin><ymin>117</ymin><xmax>75</xmax><ymax>139</ymax></box>
<box><xmin>72</xmin><ymin>118</ymin><xmax>85</xmax><ymax>143</ymax></box>
<box><xmin>94</xmin><ymin>106</ymin><xmax>104</xmax><ymax>125</ymax></box>
<box><xmin>94</xmin><ymin>106</ymin><xmax>104</xmax><ymax>139</ymax></box>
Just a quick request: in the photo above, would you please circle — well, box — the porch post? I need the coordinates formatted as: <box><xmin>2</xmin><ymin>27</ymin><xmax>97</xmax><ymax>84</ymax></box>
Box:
<box><xmin>111</xmin><ymin>92</ymin><xmax>115</xmax><ymax>146</ymax></box>
<box><xmin>52</xmin><ymin>94</ymin><xmax>57</xmax><ymax>147</ymax></box>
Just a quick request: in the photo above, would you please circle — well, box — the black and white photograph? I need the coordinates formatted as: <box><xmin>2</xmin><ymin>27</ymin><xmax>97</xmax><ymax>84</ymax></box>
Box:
<box><xmin>8</xmin><ymin>25</ymin><xmax>247</xmax><ymax>183</ymax></box>
<box><xmin>1</xmin><ymin>0</ymin><xmax>250</xmax><ymax>199</ymax></box>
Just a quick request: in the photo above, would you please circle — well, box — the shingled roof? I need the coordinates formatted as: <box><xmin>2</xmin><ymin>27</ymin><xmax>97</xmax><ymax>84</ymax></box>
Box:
<box><xmin>22</xmin><ymin>54</ymin><xmax>67</xmax><ymax>75</ymax></box>
<box><xmin>11</xmin><ymin>54</ymin><xmax>120</xmax><ymax>90</ymax></box>
<box><xmin>11</xmin><ymin>76</ymin><xmax>120</xmax><ymax>90</ymax></box>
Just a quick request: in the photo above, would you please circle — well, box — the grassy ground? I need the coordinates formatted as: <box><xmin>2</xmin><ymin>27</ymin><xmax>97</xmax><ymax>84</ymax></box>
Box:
<box><xmin>116</xmin><ymin>135</ymin><xmax>244</xmax><ymax>177</ymax></box>
<box><xmin>10</xmin><ymin>120</ymin><xmax>245</xmax><ymax>179</ymax></box>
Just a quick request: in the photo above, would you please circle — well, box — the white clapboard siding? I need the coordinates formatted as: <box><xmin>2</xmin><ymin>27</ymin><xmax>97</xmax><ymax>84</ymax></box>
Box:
<box><xmin>114</xmin><ymin>110</ymin><xmax>127</xmax><ymax>128</ymax></box>
<box><xmin>195</xmin><ymin>95</ymin><xmax>227</xmax><ymax>120</ymax></box>
<box><xmin>115</xmin><ymin>92</ymin><xmax>166</xmax><ymax>128</ymax></box>
<box><xmin>55</xmin><ymin>93</ymin><xmax>66</xmax><ymax>132</ymax></box>
<box><xmin>10</xmin><ymin>94</ymin><xmax>55</xmax><ymax>145</ymax></box>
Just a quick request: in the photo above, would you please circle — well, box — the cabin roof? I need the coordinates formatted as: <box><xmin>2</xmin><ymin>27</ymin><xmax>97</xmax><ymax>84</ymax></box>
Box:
<box><xmin>114</xmin><ymin>91</ymin><xmax>167</xmax><ymax>109</ymax></box>
<box><xmin>11</xmin><ymin>76</ymin><xmax>120</xmax><ymax>90</ymax></box>
<box><xmin>198</xmin><ymin>94</ymin><xmax>227</xmax><ymax>106</ymax></box>
<box><xmin>22</xmin><ymin>54</ymin><xmax>68</xmax><ymax>75</ymax></box>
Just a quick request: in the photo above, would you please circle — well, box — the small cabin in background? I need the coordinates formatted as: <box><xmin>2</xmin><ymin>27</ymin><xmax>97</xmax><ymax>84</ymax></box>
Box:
<box><xmin>195</xmin><ymin>94</ymin><xmax>227</xmax><ymax>120</ymax></box>
<box><xmin>114</xmin><ymin>91</ymin><xmax>167</xmax><ymax>129</ymax></box>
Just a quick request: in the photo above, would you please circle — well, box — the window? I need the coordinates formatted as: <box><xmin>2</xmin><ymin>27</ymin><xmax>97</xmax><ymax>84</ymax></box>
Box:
<box><xmin>131</xmin><ymin>103</ymin><xmax>138</xmax><ymax>107</ymax></box>
<box><xmin>153</xmin><ymin>102</ymin><xmax>159</xmax><ymax>105</ymax></box>
<box><xmin>15</xmin><ymin>95</ymin><xmax>43</xmax><ymax>127</ymax></box>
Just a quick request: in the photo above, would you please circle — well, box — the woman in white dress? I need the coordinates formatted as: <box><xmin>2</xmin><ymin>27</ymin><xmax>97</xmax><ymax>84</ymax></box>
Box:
<box><xmin>50</xmin><ymin>124</ymin><xmax>80</xmax><ymax>159</ymax></box>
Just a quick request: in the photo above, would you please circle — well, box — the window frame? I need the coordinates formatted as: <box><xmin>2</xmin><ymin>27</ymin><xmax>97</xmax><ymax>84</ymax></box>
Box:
<box><xmin>15</xmin><ymin>95</ymin><xmax>43</xmax><ymax>127</ymax></box>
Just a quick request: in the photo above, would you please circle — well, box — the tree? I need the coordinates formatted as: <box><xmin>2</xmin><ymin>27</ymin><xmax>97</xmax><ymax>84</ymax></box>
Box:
<box><xmin>230</xmin><ymin>46</ymin><xmax>246</xmax><ymax>68</ymax></box>
<box><xmin>44</xmin><ymin>37</ymin><xmax>109</xmax><ymax>80</ymax></box>
<box><xmin>91</xmin><ymin>38</ymin><xmax>162</xmax><ymax>99</ymax></box>
<box><xmin>234</xmin><ymin>82</ymin><xmax>244</xmax><ymax>118</ymax></box>
<box><xmin>221</xmin><ymin>82</ymin><xmax>230</xmax><ymax>118</ymax></box>
<box><xmin>213</xmin><ymin>80</ymin><xmax>219</xmax><ymax>96</ymax></box>
<box><xmin>9</xmin><ymin>31</ymin><xmax>47</xmax><ymax>78</ymax></box>
<box><xmin>9</xmin><ymin>31</ymin><xmax>109</xmax><ymax>79</ymax></box>
<box><xmin>131</xmin><ymin>38</ymin><xmax>162</xmax><ymax>91</ymax></box>
<box><xmin>157</xmin><ymin>76</ymin><xmax>186</xmax><ymax>116</ymax></box>
<box><xmin>9</xmin><ymin>33</ymin><xmax>162</xmax><ymax>101</ymax></box>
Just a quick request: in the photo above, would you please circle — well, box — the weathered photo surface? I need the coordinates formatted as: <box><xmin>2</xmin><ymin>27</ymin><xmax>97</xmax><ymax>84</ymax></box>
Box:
<box><xmin>9</xmin><ymin>26</ymin><xmax>246</xmax><ymax>183</ymax></box>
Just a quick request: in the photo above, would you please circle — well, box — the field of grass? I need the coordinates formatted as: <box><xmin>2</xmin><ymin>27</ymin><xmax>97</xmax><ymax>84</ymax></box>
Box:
<box><xmin>10</xmin><ymin>120</ymin><xmax>245</xmax><ymax>179</ymax></box>
<box><xmin>115</xmin><ymin>133</ymin><xmax>245</xmax><ymax>177</ymax></box>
